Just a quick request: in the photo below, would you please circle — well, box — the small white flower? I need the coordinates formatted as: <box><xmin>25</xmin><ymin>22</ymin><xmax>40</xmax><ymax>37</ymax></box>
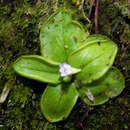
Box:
<box><xmin>59</xmin><ymin>63</ymin><xmax>72</xmax><ymax>77</ymax></box>
<box><xmin>59</xmin><ymin>63</ymin><xmax>81</xmax><ymax>77</ymax></box>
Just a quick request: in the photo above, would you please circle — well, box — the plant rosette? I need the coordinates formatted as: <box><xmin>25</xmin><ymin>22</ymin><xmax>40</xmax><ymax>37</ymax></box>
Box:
<box><xmin>13</xmin><ymin>10</ymin><xmax>125</xmax><ymax>122</ymax></box>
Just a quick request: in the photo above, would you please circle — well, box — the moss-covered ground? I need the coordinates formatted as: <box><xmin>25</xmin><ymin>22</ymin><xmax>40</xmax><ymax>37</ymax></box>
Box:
<box><xmin>0</xmin><ymin>0</ymin><xmax>129</xmax><ymax>129</ymax></box>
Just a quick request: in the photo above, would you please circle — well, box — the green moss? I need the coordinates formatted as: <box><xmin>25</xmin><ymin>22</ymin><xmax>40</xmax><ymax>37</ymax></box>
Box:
<box><xmin>0</xmin><ymin>0</ymin><xmax>129</xmax><ymax>129</ymax></box>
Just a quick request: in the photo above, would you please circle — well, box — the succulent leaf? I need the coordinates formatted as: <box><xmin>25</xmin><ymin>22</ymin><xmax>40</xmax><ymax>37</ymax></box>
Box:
<box><xmin>40</xmin><ymin>10</ymin><xmax>87</xmax><ymax>63</ymax></box>
<box><xmin>77</xmin><ymin>67</ymin><xmax>125</xmax><ymax>106</ymax></box>
<box><xmin>68</xmin><ymin>34</ymin><xmax>118</xmax><ymax>84</ymax></box>
<box><xmin>13</xmin><ymin>55</ymin><xmax>61</xmax><ymax>84</ymax></box>
<box><xmin>40</xmin><ymin>83</ymin><xmax>79</xmax><ymax>122</ymax></box>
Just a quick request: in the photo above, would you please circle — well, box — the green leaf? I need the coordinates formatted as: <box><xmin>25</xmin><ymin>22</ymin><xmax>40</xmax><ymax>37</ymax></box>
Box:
<box><xmin>77</xmin><ymin>67</ymin><xmax>125</xmax><ymax>106</ymax></box>
<box><xmin>40</xmin><ymin>83</ymin><xmax>79</xmax><ymax>122</ymax></box>
<box><xmin>40</xmin><ymin>10</ymin><xmax>87</xmax><ymax>63</ymax></box>
<box><xmin>68</xmin><ymin>34</ymin><xmax>118</xmax><ymax>84</ymax></box>
<box><xmin>13</xmin><ymin>55</ymin><xmax>61</xmax><ymax>84</ymax></box>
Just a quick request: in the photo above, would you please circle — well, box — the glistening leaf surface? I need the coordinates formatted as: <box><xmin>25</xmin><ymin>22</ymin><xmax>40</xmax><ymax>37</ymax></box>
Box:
<box><xmin>77</xmin><ymin>67</ymin><xmax>125</xmax><ymax>106</ymax></box>
<box><xmin>40</xmin><ymin>83</ymin><xmax>79</xmax><ymax>122</ymax></box>
<box><xmin>13</xmin><ymin>55</ymin><xmax>61</xmax><ymax>84</ymax></box>
<box><xmin>68</xmin><ymin>34</ymin><xmax>118</xmax><ymax>84</ymax></box>
<box><xmin>40</xmin><ymin>11</ymin><xmax>86</xmax><ymax>63</ymax></box>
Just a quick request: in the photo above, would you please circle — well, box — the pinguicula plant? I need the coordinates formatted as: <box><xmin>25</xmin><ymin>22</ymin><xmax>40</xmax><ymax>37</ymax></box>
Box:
<box><xmin>13</xmin><ymin>10</ymin><xmax>125</xmax><ymax>122</ymax></box>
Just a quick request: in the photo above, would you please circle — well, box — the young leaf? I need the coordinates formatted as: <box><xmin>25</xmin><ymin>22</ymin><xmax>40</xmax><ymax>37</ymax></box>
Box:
<box><xmin>13</xmin><ymin>55</ymin><xmax>61</xmax><ymax>84</ymax></box>
<box><xmin>40</xmin><ymin>10</ymin><xmax>87</xmax><ymax>63</ymax></box>
<box><xmin>40</xmin><ymin>83</ymin><xmax>79</xmax><ymax>122</ymax></box>
<box><xmin>68</xmin><ymin>34</ymin><xmax>118</xmax><ymax>84</ymax></box>
<box><xmin>77</xmin><ymin>67</ymin><xmax>125</xmax><ymax>106</ymax></box>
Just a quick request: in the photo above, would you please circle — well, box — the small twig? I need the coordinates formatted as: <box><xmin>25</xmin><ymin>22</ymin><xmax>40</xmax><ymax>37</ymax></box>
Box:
<box><xmin>0</xmin><ymin>79</ymin><xmax>14</xmax><ymax>103</ymax></box>
<box><xmin>88</xmin><ymin>0</ymin><xmax>95</xmax><ymax>18</ymax></box>
<box><xmin>111</xmin><ymin>19</ymin><xmax>122</xmax><ymax>33</ymax></box>
<box><xmin>49</xmin><ymin>0</ymin><xmax>54</xmax><ymax>15</ymax></box>
<box><xmin>81</xmin><ymin>0</ymin><xmax>91</xmax><ymax>23</ymax></box>
<box><xmin>111</xmin><ymin>18</ymin><xmax>123</xmax><ymax>38</ymax></box>
<box><xmin>94</xmin><ymin>0</ymin><xmax>99</xmax><ymax>33</ymax></box>
<box><xmin>81</xmin><ymin>107</ymin><xmax>94</xmax><ymax>122</ymax></box>
<box><xmin>79</xmin><ymin>106</ymin><xmax>94</xmax><ymax>129</ymax></box>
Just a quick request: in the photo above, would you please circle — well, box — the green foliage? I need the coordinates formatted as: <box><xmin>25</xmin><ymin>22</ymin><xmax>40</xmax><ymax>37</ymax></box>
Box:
<box><xmin>0</xmin><ymin>0</ymin><xmax>129</xmax><ymax>129</ymax></box>
<box><xmin>41</xmin><ymin>83</ymin><xmax>78</xmax><ymax>122</ymax></box>
<box><xmin>13</xmin><ymin>11</ymin><xmax>125</xmax><ymax>123</ymax></box>
<box><xmin>78</xmin><ymin>67</ymin><xmax>125</xmax><ymax>106</ymax></box>
<box><xmin>40</xmin><ymin>10</ymin><xmax>87</xmax><ymax>63</ymax></box>
<box><xmin>13</xmin><ymin>55</ymin><xmax>61</xmax><ymax>84</ymax></box>
<box><xmin>68</xmin><ymin>34</ymin><xmax>118</xmax><ymax>84</ymax></box>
